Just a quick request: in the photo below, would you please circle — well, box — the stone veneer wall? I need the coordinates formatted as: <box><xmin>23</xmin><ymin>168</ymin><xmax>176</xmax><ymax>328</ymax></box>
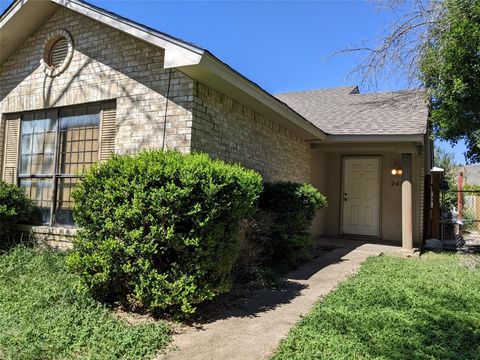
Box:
<box><xmin>191</xmin><ymin>82</ymin><xmax>311</xmax><ymax>183</ymax></box>
<box><xmin>0</xmin><ymin>7</ymin><xmax>194</xmax><ymax>157</ymax></box>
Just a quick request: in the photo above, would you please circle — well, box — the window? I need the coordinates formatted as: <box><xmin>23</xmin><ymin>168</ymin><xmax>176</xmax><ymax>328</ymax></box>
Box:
<box><xmin>19</xmin><ymin>104</ymin><xmax>101</xmax><ymax>227</ymax></box>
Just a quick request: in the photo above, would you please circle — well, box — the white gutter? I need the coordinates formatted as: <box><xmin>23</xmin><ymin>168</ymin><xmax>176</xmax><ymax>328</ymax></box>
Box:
<box><xmin>321</xmin><ymin>134</ymin><xmax>425</xmax><ymax>144</ymax></box>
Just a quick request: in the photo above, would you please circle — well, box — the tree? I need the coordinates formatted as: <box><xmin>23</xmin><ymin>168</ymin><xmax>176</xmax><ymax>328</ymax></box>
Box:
<box><xmin>421</xmin><ymin>0</ymin><xmax>480</xmax><ymax>163</ymax></box>
<box><xmin>434</xmin><ymin>145</ymin><xmax>458</xmax><ymax>184</ymax></box>
<box><xmin>434</xmin><ymin>145</ymin><xmax>458</xmax><ymax>211</ymax></box>
<box><xmin>339</xmin><ymin>0</ymin><xmax>480</xmax><ymax>163</ymax></box>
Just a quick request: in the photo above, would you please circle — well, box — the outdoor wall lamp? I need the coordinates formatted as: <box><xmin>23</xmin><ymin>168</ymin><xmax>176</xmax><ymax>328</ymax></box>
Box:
<box><xmin>391</xmin><ymin>165</ymin><xmax>403</xmax><ymax>176</ymax></box>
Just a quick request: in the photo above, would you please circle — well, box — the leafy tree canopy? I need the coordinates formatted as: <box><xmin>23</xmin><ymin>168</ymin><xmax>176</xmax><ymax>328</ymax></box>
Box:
<box><xmin>421</xmin><ymin>0</ymin><xmax>480</xmax><ymax>163</ymax></box>
<box><xmin>340</xmin><ymin>0</ymin><xmax>480</xmax><ymax>163</ymax></box>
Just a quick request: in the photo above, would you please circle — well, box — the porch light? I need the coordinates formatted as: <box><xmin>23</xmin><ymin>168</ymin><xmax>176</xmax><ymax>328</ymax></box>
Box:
<box><xmin>391</xmin><ymin>165</ymin><xmax>403</xmax><ymax>176</ymax></box>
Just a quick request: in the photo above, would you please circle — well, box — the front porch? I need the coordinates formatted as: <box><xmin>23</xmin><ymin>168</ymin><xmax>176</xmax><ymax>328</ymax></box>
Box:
<box><xmin>310</xmin><ymin>140</ymin><xmax>429</xmax><ymax>249</ymax></box>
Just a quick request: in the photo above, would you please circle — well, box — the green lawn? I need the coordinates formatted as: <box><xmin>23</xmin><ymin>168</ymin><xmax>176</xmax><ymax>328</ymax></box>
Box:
<box><xmin>273</xmin><ymin>253</ymin><xmax>480</xmax><ymax>360</ymax></box>
<box><xmin>0</xmin><ymin>246</ymin><xmax>170</xmax><ymax>360</ymax></box>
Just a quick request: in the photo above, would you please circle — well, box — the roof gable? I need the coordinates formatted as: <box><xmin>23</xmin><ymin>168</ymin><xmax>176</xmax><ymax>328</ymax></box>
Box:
<box><xmin>1</xmin><ymin>0</ymin><xmax>326</xmax><ymax>140</ymax></box>
<box><xmin>0</xmin><ymin>0</ymin><xmax>204</xmax><ymax>68</ymax></box>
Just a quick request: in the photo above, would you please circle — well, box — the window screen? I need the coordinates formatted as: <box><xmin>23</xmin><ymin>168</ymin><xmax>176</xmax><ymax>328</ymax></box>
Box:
<box><xmin>19</xmin><ymin>111</ymin><xmax>56</xmax><ymax>224</ymax></box>
<box><xmin>19</xmin><ymin>104</ymin><xmax>101</xmax><ymax>226</ymax></box>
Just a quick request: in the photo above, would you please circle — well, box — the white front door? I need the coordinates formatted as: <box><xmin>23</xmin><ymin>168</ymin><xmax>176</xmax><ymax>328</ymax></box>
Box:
<box><xmin>342</xmin><ymin>157</ymin><xmax>380</xmax><ymax>237</ymax></box>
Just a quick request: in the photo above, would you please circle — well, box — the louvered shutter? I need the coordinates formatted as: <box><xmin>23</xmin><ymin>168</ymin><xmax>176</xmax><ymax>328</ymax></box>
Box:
<box><xmin>99</xmin><ymin>102</ymin><xmax>116</xmax><ymax>161</ymax></box>
<box><xmin>0</xmin><ymin>117</ymin><xmax>5</xmax><ymax>180</ymax></box>
<box><xmin>2</xmin><ymin>115</ymin><xmax>20</xmax><ymax>184</ymax></box>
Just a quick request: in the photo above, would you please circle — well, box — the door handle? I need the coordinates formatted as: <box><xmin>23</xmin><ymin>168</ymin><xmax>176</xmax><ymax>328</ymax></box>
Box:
<box><xmin>344</xmin><ymin>193</ymin><xmax>348</xmax><ymax>201</ymax></box>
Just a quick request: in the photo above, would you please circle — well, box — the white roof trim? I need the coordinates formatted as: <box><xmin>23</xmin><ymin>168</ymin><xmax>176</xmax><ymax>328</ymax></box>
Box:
<box><xmin>0</xmin><ymin>0</ymin><xmax>326</xmax><ymax>140</ymax></box>
<box><xmin>321</xmin><ymin>134</ymin><xmax>425</xmax><ymax>144</ymax></box>
<box><xmin>0</xmin><ymin>0</ymin><xmax>22</xmax><ymax>25</ymax></box>
<box><xmin>193</xmin><ymin>54</ymin><xmax>326</xmax><ymax>140</ymax></box>
<box><xmin>1</xmin><ymin>0</ymin><xmax>204</xmax><ymax>68</ymax></box>
<box><xmin>53</xmin><ymin>0</ymin><xmax>204</xmax><ymax>68</ymax></box>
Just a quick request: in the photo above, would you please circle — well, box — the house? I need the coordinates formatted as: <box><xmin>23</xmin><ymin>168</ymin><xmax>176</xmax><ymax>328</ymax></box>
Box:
<box><xmin>0</xmin><ymin>0</ymin><xmax>432</xmax><ymax>249</ymax></box>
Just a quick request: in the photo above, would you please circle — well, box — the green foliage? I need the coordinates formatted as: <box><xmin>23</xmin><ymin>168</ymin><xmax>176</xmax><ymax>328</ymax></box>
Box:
<box><xmin>0</xmin><ymin>246</ymin><xmax>170</xmax><ymax>360</ymax></box>
<box><xmin>421</xmin><ymin>0</ymin><xmax>480</xmax><ymax>163</ymax></box>
<box><xmin>244</xmin><ymin>182</ymin><xmax>327</xmax><ymax>272</ymax></box>
<box><xmin>273</xmin><ymin>253</ymin><xmax>480</xmax><ymax>360</ymax></box>
<box><xmin>435</xmin><ymin>146</ymin><xmax>458</xmax><ymax>211</ymax></box>
<box><xmin>462</xmin><ymin>207</ymin><xmax>478</xmax><ymax>231</ymax></box>
<box><xmin>0</xmin><ymin>180</ymin><xmax>33</xmax><ymax>249</ymax></box>
<box><xmin>67</xmin><ymin>151</ymin><xmax>262</xmax><ymax>317</ymax></box>
<box><xmin>464</xmin><ymin>184</ymin><xmax>480</xmax><ymax>191</ymax></box>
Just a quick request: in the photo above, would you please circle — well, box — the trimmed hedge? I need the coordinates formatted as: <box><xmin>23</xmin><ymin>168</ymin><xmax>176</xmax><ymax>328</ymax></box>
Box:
<box><xmin>67</xmin><ymin>151</ymin><xmax>262</xmax><ymax>317</ymax></box>
<box><xmin>0</xmin><ymin>180</ymin><xmax>33</xmax><ymax>249</ymax></box>
<box><xmin>243</xmin><ymin>182</ymin><xmax>327</xmax><ymax>272</ymax></box>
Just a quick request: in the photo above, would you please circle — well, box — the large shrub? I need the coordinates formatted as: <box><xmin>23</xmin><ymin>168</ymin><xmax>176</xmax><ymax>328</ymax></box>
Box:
<box><xmin>67</xmin><ymin>151</ymin><xmax>262</xmax><ymax>317</ymax></box>
<box><xmin>0</xmin><ymin>180</ymin><xmax>33</xmax><ymax>249</ymax></box>
<box><xmin>242</xmin><ymin>182</ymin><xmax>326</xmax><ymax>272</ymax></box>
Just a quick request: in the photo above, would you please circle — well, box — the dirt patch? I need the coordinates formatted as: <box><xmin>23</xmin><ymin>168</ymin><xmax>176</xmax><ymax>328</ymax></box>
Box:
<box><xmin>113</xmin><ymin>308</ymin><xmax>159</xmax><ymax>326</ymax></box>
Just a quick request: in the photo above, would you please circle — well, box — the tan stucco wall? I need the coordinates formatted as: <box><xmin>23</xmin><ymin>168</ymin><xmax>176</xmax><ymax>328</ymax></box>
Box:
<box><xmin>310</xmin><ymin>150</ymin><xmax>328</xmax><ymax>235</ymax></box>
<box><xmin>191</xmin><ymin>82</ymin><xmax>311</xmax><ymax>182</ymax></box>
<box><xmin>311</xmin><ymin>144</ymin><xmax>425</xmax><ymax>245</ymax></box>
<box><xmin>0</xmin><ymin>7</ymin><xmax>194</xmax><ymax>156</ymax></box>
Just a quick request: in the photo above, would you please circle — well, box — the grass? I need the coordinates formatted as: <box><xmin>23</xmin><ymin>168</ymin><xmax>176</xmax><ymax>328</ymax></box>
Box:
<box><xmin>273</xmin><ymin>253</ymin><xmax>480</xmax><ymax>360</ymax></box>
<box><xmin>0</xmin><ymin>246</ymin><xmax>171</xmax><ymax>360</ymax></box>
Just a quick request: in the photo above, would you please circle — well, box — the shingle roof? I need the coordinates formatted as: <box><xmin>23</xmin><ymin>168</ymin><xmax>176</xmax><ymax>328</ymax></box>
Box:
<box><xmin>275</xmin><ymin>87</ymin><xmax>429</xmax><ymax>136</ymax></box>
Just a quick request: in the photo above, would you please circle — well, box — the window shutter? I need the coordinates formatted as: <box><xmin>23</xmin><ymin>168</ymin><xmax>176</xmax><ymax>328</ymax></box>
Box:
<box><xmin>99</xmin><ymin>102</ymin><xmax>116</xmax><ymax>161</ymax></box>
<box><xmin>0</xmin><ymin>117</ymin><xmax>5</xmax><ymax>180</ymax></box>
<box><xmin>2</xmin><ymin>115</ymin><xmax>20</xmax><ymax>184</ymax></box>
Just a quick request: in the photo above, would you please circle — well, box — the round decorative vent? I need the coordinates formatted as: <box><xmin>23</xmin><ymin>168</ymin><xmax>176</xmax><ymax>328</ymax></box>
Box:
<box><xmin>42</xmin><ymin>30</ymin><xmax>74</xmax><ymax>77</ymax></box>
<box><xmin>48</xmin><ymin>38</ymin><xmax>69</xmax><ymax>67</ymax></box>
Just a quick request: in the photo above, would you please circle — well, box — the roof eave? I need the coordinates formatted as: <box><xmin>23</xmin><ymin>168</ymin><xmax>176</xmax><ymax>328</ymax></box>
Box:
<box><xmin>321</xmin><ymin>134</ymin><xmax>425</xmax><ymax>144</ymax></box>
<box><xmin>1</xmin><ymin>0</ymin><xmax>326</xmax><ymax>141</ymax></box>
<box><xmin>178</xmin><ymin>52</ymin><xmax>327</xmax><ymax>141</ymax></box>
<box><xmin>0</xmin><ymin>0</ymin><xmax>204</xmax><ymax>67</ymax></box>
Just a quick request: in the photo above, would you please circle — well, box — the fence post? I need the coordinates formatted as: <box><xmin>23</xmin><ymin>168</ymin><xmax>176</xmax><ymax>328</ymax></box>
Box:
<box><xmin>430</xmin><ymin>167</ymin><xmax>444</xmax><ymax>239</ymax></box>
<box><xmin>457</xmin><ymin>172</ymin><xmax>463</xmax><ymax>224</ymax></box>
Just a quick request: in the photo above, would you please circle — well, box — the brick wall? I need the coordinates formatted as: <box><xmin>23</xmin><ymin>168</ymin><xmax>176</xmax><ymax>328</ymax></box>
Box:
<box><xmin>0</xmin><ymin>7</ymin><xmax>194</xmax><ymax>154</ymax></box>
<box><xmin>1</xmin><ymin>6</ymin><xmax>311</xmax><ymax>182</ymax></box>
<box><xmin>191</xmin><ymin>82</ymin><xmax>311</xmax><ymax>182</ymax></box>
<box><xmin>1</xmin><ymin>6</ymin><xmax>313</xmax><ymax>243</ymax></box>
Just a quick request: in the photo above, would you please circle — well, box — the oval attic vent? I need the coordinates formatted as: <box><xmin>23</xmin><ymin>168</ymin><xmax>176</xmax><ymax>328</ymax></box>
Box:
<box><xmin>42</xmin><ymin>30</ymin><xmax>74</xmax><ymax>77</ymax></box>
<box><xmin>48</xmin><ymin>38</ymin><xmax>69</xmax><ymax>67</ymax></box>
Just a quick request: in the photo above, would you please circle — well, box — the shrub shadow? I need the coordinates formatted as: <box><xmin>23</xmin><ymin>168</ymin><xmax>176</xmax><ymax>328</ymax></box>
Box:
<box><xmin>191</xmin><ymin>246</ymin><xmax>349</xmax><ymax>326</ymax></box>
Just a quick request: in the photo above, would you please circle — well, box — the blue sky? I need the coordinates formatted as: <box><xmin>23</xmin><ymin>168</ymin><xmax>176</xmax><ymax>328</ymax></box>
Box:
<box><xmin>0</xmin><ymin>0</ymin><xmax>471</xmax><ymax>164</ymax></box>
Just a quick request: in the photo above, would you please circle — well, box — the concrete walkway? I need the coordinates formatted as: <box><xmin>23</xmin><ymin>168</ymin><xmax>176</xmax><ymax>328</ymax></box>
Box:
<box><xmin>159</xmin><ymin>239</ymin><xmax>409</xmax><ymax>360</ymax></box>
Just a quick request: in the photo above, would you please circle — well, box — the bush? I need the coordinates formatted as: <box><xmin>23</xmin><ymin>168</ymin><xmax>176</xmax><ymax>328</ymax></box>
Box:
<box><xmin>0</xmin><ymin>180</ymin><xmax>33</xmax><ymax>249</ymax></box>
<box><xmin>243</xmin><ymin>182</ymin><xmax>326</xmax><ymax>272</ymax></box>
<box><xmin>0</xmin><ymin>246</ymin><xmax>171</xmax><ymax>359</ymax></box>
<box><xmin>67</xmin><ymin>151</ymin><xmax>262</xmax><ymax>317</ymax></box>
